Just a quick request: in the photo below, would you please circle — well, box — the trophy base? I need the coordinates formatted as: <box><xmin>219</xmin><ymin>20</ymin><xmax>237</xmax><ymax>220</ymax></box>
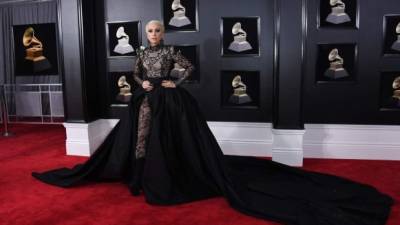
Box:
<box><xmin>228</xmin><ymin>41</ymin><xmax>252</xmax><ymax>52</ymax></box>
<box><xmin>325</xmin><ymin>14</ymin><xmax>351</xmax><ymax>24</ymax></box>
<box><xmin>324</xmin><ymin>68</ymin><xmax>349</xmax><ymax>79</ymax></box>
<box><xmin>26</xmin><ymin>48</ymin><xmax>43</xmax><ymax>60</ymax></box>
<box><xmin>229</xmin><ymin>94</ymin><xmax>252</xmax><ymax>104</ymax></box>
<box><xmin>116</xmin><ymin>94</ymin><xmax>132</xmax><ymax>103</ymax></box>
<box><xmin>169</xmin><ymin>17</ymin><xmax>191</xmax><ymax>27</ymax></box>
<box><xmin>391</xmin><ymin>41</ymin><xmax>400</xmax><ymax>52</ymax></box>
<box><xmin>114</xmin><ymin>44</ymin><xmax>134</xmax><ymax>55</ymax></box>
<box><xmin>24</xmin><ymin>58</ymin><xmax>52</xmax><ymax>72</ymax></box>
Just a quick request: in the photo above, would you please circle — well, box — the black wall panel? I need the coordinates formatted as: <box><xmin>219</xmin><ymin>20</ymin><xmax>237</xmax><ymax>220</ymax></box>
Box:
<box><xmin>303</xmin><ymin>0</ymin><xmax>400</xmax><ymax>125</ymax></box>
<box><xmin>2</xmin><ymin>0</ymin><xmax>400</xmax><ymax>126</ymax></box>
<box><xmin>273</xmin><ymin>0</ymin><xmax>305</xmax><ymax>129</ymax></box>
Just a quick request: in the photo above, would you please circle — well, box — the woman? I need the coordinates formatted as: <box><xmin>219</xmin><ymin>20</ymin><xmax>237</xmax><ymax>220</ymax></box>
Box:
<box><xmin>33</xmin><ymin>20</ymin><xmax>393</xmax><ymax>225</ymax></box>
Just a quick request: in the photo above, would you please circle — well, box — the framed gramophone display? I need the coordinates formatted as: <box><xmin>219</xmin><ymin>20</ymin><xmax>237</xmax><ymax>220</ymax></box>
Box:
<box><xmin>221</xmin><ymin>17</ymin><xmax>260</xmax><ymax>57</ymax></box>
<box><xmin>172</xmin><ymin>45</ymin><xmax>199</xmax><ymax>83</ymax></box>
<box><xmin>318</xmin><ymin>0</ymin><xmax>358</xmax><ymax>29</ymax></box>
<box><xmin>106</xmin><ymin>21</ymin><xmax>141</xmax><ymax>58</ymax></box>
<box><xmin>109</xmin><ymin>72</ymin><xmax>135</xmax><ymax>105</ymax></box>
<box><xmin>383</xmin><ymin>15</ymin><xmax>400</xmax><ymax>56</ymax></box>
<box><xmin>220</xmin><ymin>70</ymin><xmax>260</xmax><ymax>109</ymax></box>
<box><xmin>380</xmin><ymin>72</ymin><xmax>400</xmax><ymax>111</ymax></box>
<box><xmin>13</xmin><ymin>23</ymin><xmax>59</xmax><ymax>76</ymax></box>
<box><xmin>316</xmin><ymin>43</ymin><xmax>357</xmax><ymax>83</ymax></box>
<box><xmin>162</xmin><ymin>0</ymin><xmax>198</xmax><ymax>32</ymax></box>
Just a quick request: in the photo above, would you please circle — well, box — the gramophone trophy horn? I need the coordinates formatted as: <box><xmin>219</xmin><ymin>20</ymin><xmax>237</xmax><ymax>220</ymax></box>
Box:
<box><xmin>22</xmin><ymin>26</ymin><xmax>51</xmax><ymax>72</ymax></box>
<box><xmin>328</xmin><ymin>48</ymin><xmax>339</xmax><ymax>61</ymax></box>
<box><xmin>232</xmin><ymin>75</ymin><xmax>245</xmax><ymax>89</ymax></box>
<box><xmin>23</xmin><ymin>27</ymin><xmax>42</xmax><ymax>49</ymax></box>
<box><xmin>391</xmin><ymin>23</ymin><xmax>400</xmax><ymax>51</ymax></box>
<box><xmin>328</xmin><ymin>48</ymin><xmax>343</xmax><ymax>64</ymax></box>
<box><xmin>172</xmin><ymin>0</ymin><xmax>185</xmax><ymax>13</ymax></box>
<box><xmin>392</xmin><ymin>76</ymin><xmax>400</xmax><ymax>100</ymax></box>
<box><xmin>117</xmin><ymin>75</ymin><xmax>132</xmax><ymax>95</ymax></box>
<box><xmin>232</xmin><ymin>23</ymin><xmax>246</xmax><ymax>36</ymax></box>
<box><xmin>116</xmin><ymin>27</ymin><xmax>128</xmax><ymax>39</ymax></box>
<box><xmin>393</xmin><ymin>76</ymin><xmax>400</xmax><ymax>90</ymax></box>
<box><xmin>330</xmin><ymin>0</ymin><xmax>345</xmax><ymax>8</ymax></box>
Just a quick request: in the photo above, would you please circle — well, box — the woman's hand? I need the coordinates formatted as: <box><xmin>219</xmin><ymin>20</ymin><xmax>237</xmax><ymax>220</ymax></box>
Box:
<box><xmin>161</xmin><ymin>80</ymin><xmax>176</xmax><ymax>88</ymax></box>
<box><xmin>142</xmin><ymin>80</ymin><xmax>153</xmax><ymax>92</ymax></box>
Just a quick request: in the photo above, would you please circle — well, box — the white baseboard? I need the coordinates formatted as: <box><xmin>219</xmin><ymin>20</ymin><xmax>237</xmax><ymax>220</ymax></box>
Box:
<box><xmin>63</xmin><ymin>120</ymin><xmax>400</xmax><ymax>163</ymax></box>
<box><xmin>303</xmin><ymin>124</ymin><xmax>400</xmax><ymax>160</ymax></box>
<box><xmin>207</xmin><ymin>122</ymin><xmax>273</xmax><ymax>156</ymax></box>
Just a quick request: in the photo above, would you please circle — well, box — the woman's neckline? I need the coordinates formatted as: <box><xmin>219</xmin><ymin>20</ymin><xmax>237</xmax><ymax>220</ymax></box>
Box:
<box><xmin>148</xmin><ymin>43</ymin><xmax>162</xmax><ymax>51</ymax></box>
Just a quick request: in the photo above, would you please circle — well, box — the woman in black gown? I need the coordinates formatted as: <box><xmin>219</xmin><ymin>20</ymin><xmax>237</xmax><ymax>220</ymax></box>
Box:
<box><xmin>32</xmin><ymin>20</ymin><xmax>393</xmax><ymax>225</ymax></box>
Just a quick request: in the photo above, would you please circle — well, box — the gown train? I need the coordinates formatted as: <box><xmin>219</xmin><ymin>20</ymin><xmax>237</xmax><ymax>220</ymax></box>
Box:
<box><xmin>32</xmin><ymin>82</ymin><xmax>393</xmax><ymax>225</ymax></box>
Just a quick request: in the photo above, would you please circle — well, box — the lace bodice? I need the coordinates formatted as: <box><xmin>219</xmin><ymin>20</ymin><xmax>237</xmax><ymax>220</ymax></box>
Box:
<box><xmin>133</xmin><ymin>45</ymin><xmax>194</xmax><ymax>86</ymax></box>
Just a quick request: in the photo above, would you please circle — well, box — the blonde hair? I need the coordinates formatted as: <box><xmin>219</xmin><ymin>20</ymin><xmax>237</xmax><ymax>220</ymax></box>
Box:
<box><xmin>145</xmin><ymin>20</ymin><xmax>165</xmax><ymax>34</ymax></box>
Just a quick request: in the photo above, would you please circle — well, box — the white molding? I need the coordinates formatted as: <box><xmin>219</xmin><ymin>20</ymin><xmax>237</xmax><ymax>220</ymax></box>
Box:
<box><xmin>304</xmin><ymin>124</ymin><xmax>400</xmax><ymax>160</ymax></box>
<box><xmin>63</xmin><ymin>119</ymin><xmax>119</xmax><ymax>156</ymax></box>
<box><xmin>272</xmin><ymin>129</ymin><xmax>305</xmax><ymax>166</ymax></box>
<box><xmin>207</xmin><ymin>122</ymin><xmax>273</xmax><ymax>156</ymax></box>
<box><xmin>62</xmin><ymin>120</ymin><xmax>400</xmax><ymax>163</ymax></box>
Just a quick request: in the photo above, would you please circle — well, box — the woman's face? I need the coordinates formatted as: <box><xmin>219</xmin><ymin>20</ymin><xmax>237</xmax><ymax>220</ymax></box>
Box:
<box><xmin>146</xmin><ymin>23</ymin><xmax>164</xmax><ymax>46</ymax></box>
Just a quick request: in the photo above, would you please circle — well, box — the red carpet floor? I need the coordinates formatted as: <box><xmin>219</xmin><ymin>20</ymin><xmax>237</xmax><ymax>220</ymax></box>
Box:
<box><xmin>0</xmin><ymin>124</ymin><xmax>399</xmax><ymax>225</ymax></box>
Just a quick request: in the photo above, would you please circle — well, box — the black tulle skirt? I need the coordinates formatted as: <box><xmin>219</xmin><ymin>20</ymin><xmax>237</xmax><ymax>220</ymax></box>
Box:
<box><xmin>32</xmin><ymin>81</ymin><xmax>393</xmax><ymax>225</ymax></box>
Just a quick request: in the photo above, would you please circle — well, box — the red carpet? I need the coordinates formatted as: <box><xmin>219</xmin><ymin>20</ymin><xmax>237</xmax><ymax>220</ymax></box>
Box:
<box><xmin>0</xmin><ymin>124</ymin><xmax>398</xmax><ymax>225</ymax></box>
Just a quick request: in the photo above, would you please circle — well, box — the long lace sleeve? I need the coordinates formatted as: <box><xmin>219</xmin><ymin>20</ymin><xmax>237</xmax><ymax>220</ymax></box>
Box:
<box><xmin>170</xmin><ymin>46</ymin><xmax>194</xmax><ymax>86</ymax></box>
<box><xmin>133</xmin><ymin>52</ymin><xmax>144</xmax><ymax>86</ymax></box>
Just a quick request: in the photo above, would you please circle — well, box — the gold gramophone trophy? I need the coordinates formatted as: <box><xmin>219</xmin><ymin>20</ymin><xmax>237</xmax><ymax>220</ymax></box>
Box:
<box><xmin>392</xmin><ymin>77</ymin><xmax>400</xmax><ymax>106</ymax></box>
<box><xmin>116</xmin><ymin>76</ymin><xmax>132</xmax><ymax>102</ymax></box>
<box><xmin>325</xmin><ymin>0</ymin><xmax>351</xmax><ymax>24</ymax></box>
<box><xmin>228</xmin><ymin>22</ymin><xmax>252</xmax><ymax>52</ymax></box>
<box><xmin>391</xmin><ymin>22</ymin><xmax>400</xmax><ymax>51</ymax></box>
<box><xmin>23</xmin><ymin>27</ymin><xmax>51</xmax><ymax>72</ymax></box>
<box><xmin>324</xmin><ymin>48</ymin><xmax>349</xmax><ymax>79</ymax></box>
<box><xmin>228</xmin><ymin>75</ymin><xmax>252</xmax><ymax>104</ymax></box>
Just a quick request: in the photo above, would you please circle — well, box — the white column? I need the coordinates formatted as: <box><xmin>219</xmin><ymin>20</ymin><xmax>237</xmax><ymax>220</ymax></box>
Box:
<box><xmin>272</xmin><ymin>129</ymin><xmax>305</xmax><ymax>166</ymax></box>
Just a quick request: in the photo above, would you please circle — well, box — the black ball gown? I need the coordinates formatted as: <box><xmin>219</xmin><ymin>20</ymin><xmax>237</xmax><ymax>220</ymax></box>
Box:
<box><xmin>32</xmin><ymin>45</ymin><xmax>393</xmax><ymax>225</ymax></box>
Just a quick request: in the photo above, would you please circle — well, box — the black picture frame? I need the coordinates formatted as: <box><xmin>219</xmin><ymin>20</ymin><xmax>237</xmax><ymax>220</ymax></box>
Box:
<box><xmin>106</xmin><ymin>21</ymin><xmax>141</xmax><ymax>58</ymax></box>
<box><xmin>383</xmin><ymin>15</ymin><xmax>400</xmax><ymax>57</ymax></box>
<box><xmin>12</xmin><ymin>23</ymin><xmax>59</xmax><ymax>76</ymax></box>
<box><xmin>220</xmin><ymin>70</ymin><xmax>260</xmax><ymax>109</ymax></box>
<box><xmin>318</xmin><ymin>0</ymin><xmax>359</xmax><ymax>29</ymax></box>
<box><xmin>173</xmin><ymin>45</ymin><xmax>200</xmax><ymax>83</ymax></box>
<box><xmin>221</xmin><ymin>17</ymin><xmax>260</xmax><ymax>57</ymax></box>
<box><xmin>316</xmin><ymin>43</ymin><xmax>358</xmax><ymax>84</ymax></box>
<box><xmin>379</xmin><ymin>72</ymin><xmax>400</xmax><ymax>111</ymax></box>
<box><xmin>108</xmin><ymin>71</ymin><xmax>135</xmax><ymax>106</ymax></box>
<box><xmin>162</xmin><ymin>0</ymin><xmax>198</xmax><ymax>32</ymax></box>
